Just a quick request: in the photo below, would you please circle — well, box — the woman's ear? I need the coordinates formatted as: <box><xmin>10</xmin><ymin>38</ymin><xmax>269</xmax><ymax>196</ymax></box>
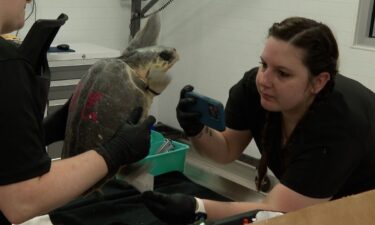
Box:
<box><xmin>312</xmin><ymin>72</ymin><xmax>330</xmax><ymax>94</ymax></box>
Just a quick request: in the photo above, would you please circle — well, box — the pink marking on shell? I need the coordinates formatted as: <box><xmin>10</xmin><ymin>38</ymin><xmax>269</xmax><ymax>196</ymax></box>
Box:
<box><xmin>80</xmin><ymin>91</ymin><xmax>102</xmax><ymax>122</ymax></box>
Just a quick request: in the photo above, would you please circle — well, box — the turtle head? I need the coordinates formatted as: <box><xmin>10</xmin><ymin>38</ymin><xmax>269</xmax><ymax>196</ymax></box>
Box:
<box><xmin>120</xmin><ymin>13</ymin><xmax>179</xmax><ymax>95</ymax></box>
<box><xmin>123</xmin><ymin>45</ymin><xmax>179</xmax><ymax>95</ymax></box>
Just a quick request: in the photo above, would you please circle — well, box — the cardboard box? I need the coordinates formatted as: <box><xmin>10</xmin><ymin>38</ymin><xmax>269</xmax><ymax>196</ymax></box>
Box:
<box><xmin>255</xmin><ymin>189</ymin><xmax>375</xmax><ymax>225</ymax></box>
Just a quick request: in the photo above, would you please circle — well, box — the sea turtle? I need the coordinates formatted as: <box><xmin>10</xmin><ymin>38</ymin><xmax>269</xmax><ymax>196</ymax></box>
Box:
<box><xmin>61</xmin><ymin>14</ymin><xmax>179</xmax><ymax>188</ymax></box>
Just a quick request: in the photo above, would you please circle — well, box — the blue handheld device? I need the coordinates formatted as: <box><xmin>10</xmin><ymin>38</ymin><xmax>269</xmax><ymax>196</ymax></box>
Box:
<box><xmin>185</xmin><ymin>91</ymin><xmax>225</xmax><ymax>131</ymax></box>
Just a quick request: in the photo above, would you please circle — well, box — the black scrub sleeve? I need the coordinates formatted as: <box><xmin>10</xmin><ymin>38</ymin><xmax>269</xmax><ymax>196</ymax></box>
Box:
<box><xmin>0</xmin><ymin>59</ymin><xmax>51</xmax><ymax>185</ymax></box>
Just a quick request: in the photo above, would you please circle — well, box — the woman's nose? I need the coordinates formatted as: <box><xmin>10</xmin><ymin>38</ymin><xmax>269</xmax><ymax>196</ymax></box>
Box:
<box><xmin>259</xmin><ymin>68</ymin><xmax>273</xmax><ymax>87</ymax></box>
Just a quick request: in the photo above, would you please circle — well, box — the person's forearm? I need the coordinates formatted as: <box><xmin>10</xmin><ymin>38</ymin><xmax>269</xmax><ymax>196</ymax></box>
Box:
<box><xmin>204</xmin><ymin>199</ymin><xmax>272</xmax><ymax>221</ymax></box>
<box><xmin>1</xmin><ymin>150</ymin><xmax>107</xmax><ymax>224</ymax></box>
<box><xmin>190</xmin><ymin>127</ymin><xmax>235</xmax><ymax>163</ymax></box>
<box><xmin>35</xmin><ymin>150</ymin><xmax>108</xmax><ymax>214</ymax></box>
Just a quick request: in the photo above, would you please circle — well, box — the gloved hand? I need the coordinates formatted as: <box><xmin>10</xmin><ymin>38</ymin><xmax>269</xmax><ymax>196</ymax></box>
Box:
<box><xmin>176</xmin><ymin>85</ymin><xmax>204</xmax><ymax>137</ymax></box>
<box><xmin>95</xmin><ymin>107</ymin><xmax>156</xmax><ymax>174</ymax></box>
<box><xmin>142</xmin><ymin>191</ymin><xmax>201</xmax><ymax>225</ymax></box>
<box><xmin>43</xmin><ymin>97</ymin><xmax>71</xmax><ymax>146</ymax></box>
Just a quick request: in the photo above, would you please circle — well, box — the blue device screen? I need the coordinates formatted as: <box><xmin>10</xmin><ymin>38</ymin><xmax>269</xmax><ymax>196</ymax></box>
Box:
<box><xmin>185</xmin><ymin>91</ymin><xmax>225</xmax><ymax>131</ymax></box>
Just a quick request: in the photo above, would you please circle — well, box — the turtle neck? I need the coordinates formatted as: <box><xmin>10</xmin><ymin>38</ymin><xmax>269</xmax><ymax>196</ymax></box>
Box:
<box><xmin>130</xmin><ymin>72</ymin><xmax>160</xmax><ymax>96</ymax></box>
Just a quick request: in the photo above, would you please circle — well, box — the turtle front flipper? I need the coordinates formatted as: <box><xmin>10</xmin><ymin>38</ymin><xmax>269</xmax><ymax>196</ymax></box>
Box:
<box><xmin>122</xmin><ymin>13</ymin><xmax>161</xmax><ymax>57</ymax></box>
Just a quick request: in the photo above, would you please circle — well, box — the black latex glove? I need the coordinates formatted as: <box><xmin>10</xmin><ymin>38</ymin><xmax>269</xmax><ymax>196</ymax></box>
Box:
<box><xmin>43</xmin><ymin>97</ymin><xmax>71</xmax><ymax>146</ymax></box>
<box><xmin>142</xmin><ymin>191</ymin><xmax>197</xmax><ymax>225</ymax></box>
<box><xmin>95</xmin><ymin>107</ymin><xmax>156</xmax><ymax>174</ymax></box>
<box><xmin>176</xmin><ymin>85</ymin><xmax>204</xmax><ymax>137</ymax></box>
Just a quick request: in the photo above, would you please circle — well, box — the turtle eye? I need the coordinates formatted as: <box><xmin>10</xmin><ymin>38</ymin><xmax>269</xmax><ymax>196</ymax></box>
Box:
<box><xmin>159</xmin><ymin>51</ymin><xmax>172</xmax><ymax>61</ymax></box>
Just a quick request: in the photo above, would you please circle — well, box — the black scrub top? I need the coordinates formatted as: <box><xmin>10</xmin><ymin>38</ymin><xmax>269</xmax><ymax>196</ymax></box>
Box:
<box><xmin>0</xmin><ymin>38</ymin><xmax>51</xmax><ymax>224</ymax></box>
<box><xmin>225</xmin><ymin>67</ymin><xmax>375</xmax><ymax>199</ymax></box>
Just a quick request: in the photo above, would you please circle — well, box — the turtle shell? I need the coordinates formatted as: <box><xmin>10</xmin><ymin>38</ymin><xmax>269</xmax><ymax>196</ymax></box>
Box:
<box><xmin>62</xmin><ymin>59</ymin><xmax>147</xmax><ymax>158</ymax></box>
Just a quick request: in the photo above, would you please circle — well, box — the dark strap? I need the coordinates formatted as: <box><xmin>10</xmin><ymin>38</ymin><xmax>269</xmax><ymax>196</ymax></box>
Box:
<box><xmin>131</xmin><ymin>73</ymin><xmax>161</xmax><ymax>96</ymax></box>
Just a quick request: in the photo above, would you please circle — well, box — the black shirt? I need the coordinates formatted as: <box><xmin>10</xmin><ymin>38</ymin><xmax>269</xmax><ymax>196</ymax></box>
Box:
<box><xmin>0</xmin><ymin>38</ymin><xmax>51</xmax><ymax>224</ymax></box>
<box><xmin>225</xmin><ymin>67</ymin><xmax>375</xmax><ymax>199</ymax></box>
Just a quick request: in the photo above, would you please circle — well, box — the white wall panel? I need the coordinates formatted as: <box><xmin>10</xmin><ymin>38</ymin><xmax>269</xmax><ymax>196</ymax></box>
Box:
<box><xmin>20</xmin><ymin>0</ymin><xmax>131</xmax><ymax>51</ymax></box>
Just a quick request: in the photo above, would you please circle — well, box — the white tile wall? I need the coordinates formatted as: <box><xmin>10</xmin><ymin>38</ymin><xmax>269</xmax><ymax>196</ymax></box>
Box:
<box><xmin>19</xmin><ymin>0</ymin><xmax>375</xmax><ymax>157</ymax></box>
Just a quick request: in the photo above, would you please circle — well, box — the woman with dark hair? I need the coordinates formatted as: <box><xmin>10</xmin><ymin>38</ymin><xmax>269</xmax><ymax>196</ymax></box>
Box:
<box><xmin>142</xmin><ymin>17</ymin><xmax>375</xmax><ymax>224</ymax></box>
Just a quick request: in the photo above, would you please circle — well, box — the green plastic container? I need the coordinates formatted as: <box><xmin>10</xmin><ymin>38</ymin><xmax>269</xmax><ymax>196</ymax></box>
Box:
<box><xmin>145</xmin><ymin>131</ymin><xmax>189</xmax><ymax>175</ymax></box>
<box><xmin>127</xmin><ymin>131</ymin><xmax>189</xmax><ymax>176</ymax></box>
